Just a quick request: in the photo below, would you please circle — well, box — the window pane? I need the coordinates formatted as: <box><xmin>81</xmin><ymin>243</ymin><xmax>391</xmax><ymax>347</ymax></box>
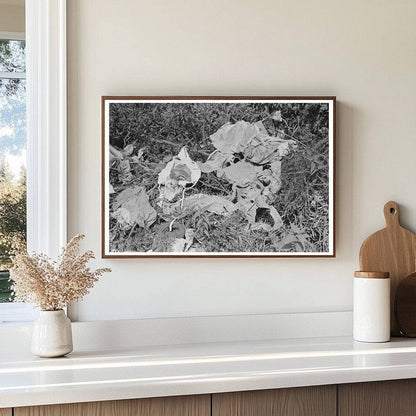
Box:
<box><xmin>0</xmin><ymin>76</ymin><xmax>26</xmax><ymax>303</ymax></box>
<box><xmin>0</xmin><ymin>39</ymin><xmax>25</xmax><ymax>73</ymax></box>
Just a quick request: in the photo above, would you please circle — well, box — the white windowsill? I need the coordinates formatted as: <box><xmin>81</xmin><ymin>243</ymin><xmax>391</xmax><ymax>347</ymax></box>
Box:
<box><xmin>0</xmin><ymin>303</ymin><xmax>35</xmax><ymax>324</ymax></box>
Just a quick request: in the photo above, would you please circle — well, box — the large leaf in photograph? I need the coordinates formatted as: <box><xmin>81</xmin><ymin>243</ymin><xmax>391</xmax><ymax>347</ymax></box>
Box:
<box><xmin>244</xmin><ymin>134</ymin><xmax>296</xmax><ymax>165</ymax></box>
<box><xmin>184</xmin><ymin>194</ymin><xmax>237</xmax><ymax>216</ymax></box>
<box><xmin>199</xmin><ymin>150</ymin><xmax>229</xmax><ymax>173</ymax></box>
<box><xmin>158</xmin><ymin>147</ymin><xmax>201</xmax><ymax>201</ymax></box>
<box><xmin>118</xmin><ymin>159</ymin><xmax>134</xmax><ymax>183</ymax></box>
<box><xmin>219</xmin><ymin>160</ymin><xmax>261</xmax><ymax>187</ymax></box>
<box><xmin>257</xmin><ymin>160</ymin><xmax>283</xmax><ymax>197</ymax></box>
<box><xmin>158</xmin><ymin>147</ymin><xmax>201</xmax><ymax>187</ymax></box>
<box><xmin>236</xmin><ymin>189</ymin><xmax>284</xmax><ymax>231</ymax></box>
<box><xmin>112</xmin><ymin>186</ymin><xmax>157</xmax><ymax>229</ymax></box>
<box><xmin>161</xmin><ymin>193</ymin><xmax>237</xmax><ymax>217</ymax></box>
<box><xmin>210</xmin><ymin>120</ymin><xmax>259</xmax><ymax>154</ymax></box>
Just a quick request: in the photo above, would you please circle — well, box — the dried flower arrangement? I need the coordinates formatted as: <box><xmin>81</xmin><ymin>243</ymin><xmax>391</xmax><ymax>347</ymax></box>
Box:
<box><xmin>10</xmin><ymin>234</ymin><xmax>111</xmax><ymax>311</ymax></box>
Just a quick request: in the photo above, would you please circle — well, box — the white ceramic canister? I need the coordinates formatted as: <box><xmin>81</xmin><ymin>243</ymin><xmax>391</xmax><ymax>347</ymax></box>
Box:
<box><xmin>353</xmin><ymin>271</ymin><xmax>390</xmax><ymax>343</ymax></box>
<box><xmin>31</xmin><ymin>310</ymin><xmax>73</xmax><ymax>357</ymax></box>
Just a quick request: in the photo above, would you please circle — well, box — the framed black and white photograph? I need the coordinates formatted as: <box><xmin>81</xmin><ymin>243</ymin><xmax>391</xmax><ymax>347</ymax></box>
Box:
<box><xmin>102</xmin><ymin>96</ymin><xmax>335</xmax><ymax>258</ymax></box>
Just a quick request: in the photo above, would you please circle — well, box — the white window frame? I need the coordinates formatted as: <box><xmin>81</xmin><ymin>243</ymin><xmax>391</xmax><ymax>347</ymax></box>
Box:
<box><xmin>0</xmin><ymin>0</ymin><xmax>67</xmax><ymax>323</ymax></box>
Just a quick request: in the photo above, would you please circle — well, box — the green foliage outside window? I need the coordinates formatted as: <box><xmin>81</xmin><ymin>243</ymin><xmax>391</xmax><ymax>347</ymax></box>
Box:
<box><xmin>0</xmin><ymin>38</ymin><xmax>26</xmax><ymax>302</ymax></box>
<box><xmin>0</xmin><ymin>160</ymin><xmax>26</xmax><ymax>302</ymax></box>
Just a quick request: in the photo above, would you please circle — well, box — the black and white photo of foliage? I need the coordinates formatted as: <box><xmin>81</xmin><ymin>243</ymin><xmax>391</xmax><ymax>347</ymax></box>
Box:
<box><xmin>107</xmin><ymin>101</ymin><xmax>331</xmax><ymax>254</ymax></box>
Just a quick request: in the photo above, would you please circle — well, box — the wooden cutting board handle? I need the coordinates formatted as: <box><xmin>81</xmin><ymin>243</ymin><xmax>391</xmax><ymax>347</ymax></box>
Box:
<box><xmin>383</xmin><ymin>201</ymin><xmax>400</xmax><ymax>228</ymax></box>
<box><xmin>359</xmin><ymin>201</ymin><xmax>416</xmax><ymax>336</ymax></box>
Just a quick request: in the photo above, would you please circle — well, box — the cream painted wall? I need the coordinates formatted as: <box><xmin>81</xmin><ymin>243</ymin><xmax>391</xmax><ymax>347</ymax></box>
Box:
<box><xmin>0</xmin><ymin>3</ymin><xmax>24</xmax><ymax>33</ymax></box>
<box><xmin>67</xmin><ymin>0</ymin><xmax>416</xmax><ymax>321</ymax></box>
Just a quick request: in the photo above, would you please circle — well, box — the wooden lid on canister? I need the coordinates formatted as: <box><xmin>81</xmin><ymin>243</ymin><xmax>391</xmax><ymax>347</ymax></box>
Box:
<box><xmin>354</xmin><ymin>271</ymin><xmax>390</xmax><ymax>279</ymax></box>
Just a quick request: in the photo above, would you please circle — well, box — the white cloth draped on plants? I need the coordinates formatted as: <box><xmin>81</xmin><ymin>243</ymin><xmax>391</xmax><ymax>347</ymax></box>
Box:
<box><xmin>109</xmin><ymin>113</ymin><xmax>301</xmax><ymax>253</ymax></box>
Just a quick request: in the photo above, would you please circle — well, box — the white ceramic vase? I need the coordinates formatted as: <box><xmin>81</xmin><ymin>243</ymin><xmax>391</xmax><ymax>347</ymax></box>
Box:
<box><xmin>31</xmin><ymin>310</ymin><xmax>73</xmax><ymax>358</ymax></box>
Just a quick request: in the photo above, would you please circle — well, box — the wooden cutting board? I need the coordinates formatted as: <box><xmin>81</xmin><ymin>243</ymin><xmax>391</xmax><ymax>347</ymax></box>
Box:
<box><xmin>359</xmin><ymin>201</ymin><xmax>416</xmax><ymax>336</ymax></box>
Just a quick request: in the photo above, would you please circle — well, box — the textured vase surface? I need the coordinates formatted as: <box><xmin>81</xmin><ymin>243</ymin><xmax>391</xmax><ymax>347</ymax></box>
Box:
<box><xmin>31</xmin><ymin>310</ymin><xmax>73</xmax><ymax>357</ymax></box>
